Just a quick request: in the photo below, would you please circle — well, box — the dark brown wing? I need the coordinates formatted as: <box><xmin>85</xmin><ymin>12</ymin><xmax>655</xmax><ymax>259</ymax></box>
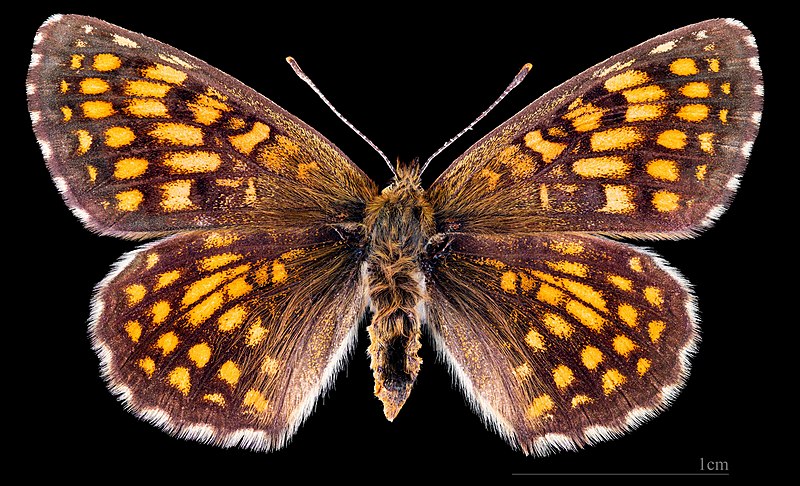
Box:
<box><xmin>428</xmin><ymin>19</ymin><xmax>761</xmax><ymax>239</ymax></box>
<box><xmin>92</xmin><ymin>227</ymin><xmax>367</xmax><ymax>449</ymax></box>
<box><xmin>28</xmin><ymin>14</ymin><xmax>377</xmax><ymax>239</ymax></box>
<box><xmin>423</xmin><ymin>233</ymin><xmax>697</xmax><ymax>455</ymax></box>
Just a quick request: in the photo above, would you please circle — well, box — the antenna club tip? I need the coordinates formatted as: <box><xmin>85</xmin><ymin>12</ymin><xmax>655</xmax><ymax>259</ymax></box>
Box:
<box><xmin>286</xmin><ymin>56</ymin><xmax>296</xmax><ymax>63</ymax></box>
<box><xmin>513</xmin><ymin>63</ymin><xmax>533</xmax><ymax>83</ymax></box>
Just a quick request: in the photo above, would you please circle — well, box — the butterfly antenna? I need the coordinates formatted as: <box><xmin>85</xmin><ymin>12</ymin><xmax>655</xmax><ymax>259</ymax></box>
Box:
<box><xmin>420</xmin><ymin>63</ymin><xmax>532</xmax><ymax>175</ymax></box>
<box><xmin>287</xmin><ymin>57</ymin><xmax>396</xmax><ymax>177</ymax></box>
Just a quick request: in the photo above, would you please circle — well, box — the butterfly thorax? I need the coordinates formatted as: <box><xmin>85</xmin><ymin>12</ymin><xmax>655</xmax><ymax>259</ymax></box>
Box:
<box><xmin>364</xmin><ymin>164</ymin><xmax>434</xmax><ymax>420</ymax></box>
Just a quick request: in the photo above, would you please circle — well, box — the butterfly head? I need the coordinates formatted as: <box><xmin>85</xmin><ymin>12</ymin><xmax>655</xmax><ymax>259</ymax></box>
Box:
<box><xmin>383</xmin><ymin>159</ymin><xmax>423</xmax><ymax>194</ymax></box>
<box><xmin>365</xmin><ymin>159</ymin><xmax>434</xmax><ymax>240</ymax></box>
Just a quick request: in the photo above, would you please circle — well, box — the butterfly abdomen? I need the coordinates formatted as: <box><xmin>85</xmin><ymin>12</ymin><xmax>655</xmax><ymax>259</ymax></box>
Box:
<box><xmin>364</xmin><ymin>166</ymin><xmax>434</xmax><ymax>420</ymax></box>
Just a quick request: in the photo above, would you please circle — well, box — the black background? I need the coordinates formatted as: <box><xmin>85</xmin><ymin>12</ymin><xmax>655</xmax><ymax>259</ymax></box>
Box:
<box><xmin>11</xmin><ymin>1</ymin><xmax>778</xmax><ymax>481</ymax></box>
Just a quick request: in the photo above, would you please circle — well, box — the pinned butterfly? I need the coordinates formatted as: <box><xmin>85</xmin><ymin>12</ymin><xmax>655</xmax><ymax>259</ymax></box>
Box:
<box><xmin>27</xmin><ymin>15</ymin><xmax>762</xmax><ymax>454</ymax></box>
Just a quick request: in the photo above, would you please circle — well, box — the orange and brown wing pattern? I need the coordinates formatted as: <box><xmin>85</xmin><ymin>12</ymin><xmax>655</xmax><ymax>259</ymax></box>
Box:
<box><xmin>424</xmin><ymin>233</ymin><xmax>696</xmax><ymax>455</ymax></box>
<box><xmin>92</xmin><ymin>227</ymin><xmax>367</xmax><ymax>449</ymax></box>
<box><xmin>28</xmin><ymin>14</ymin><xmax>377</xmax><ymax>239</ymax></box>
<box><xmin>428</xmin><ymin>19</ymin><xmax>761</xmax><ymax>238</ymax></box>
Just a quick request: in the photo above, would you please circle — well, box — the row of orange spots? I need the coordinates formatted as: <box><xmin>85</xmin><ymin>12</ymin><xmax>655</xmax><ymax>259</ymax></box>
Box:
<box><xmin>594</xmin><ymin>183</ymin><xmax>685</xmax><ymax>214</ymax></box>
<box><xmin>181</xmin><ymin>265</ymin><xmax>250</xmax><ymax>308</ymax></box>
<box><xmin>112</xmin><ymin>180</ymin><xmax>200</xmax><ymax>212</ymax></box>
<box><xmin>518</xmin><ymin>328</ymin><xmax>661</xmax><ymax>392</ymax></box>
<box><xmin>161</xmin><ymin>359</ymin><xmax>242</xmax><ymax>396</ymax></box>
<box><xmin>525</xmin><ymin>370</ymin><xmax>634</xmax><ymax>418</ymax></box>
<box><xmin>70</xmin><ymin>53</ymin><xmax>122</xmax><ymax>71</ymax></box>
<box><xmin>130</xmin><ymin>323</ymin><xmax>257</xmax><ymax>397</ymax></box>
<box><xmin>501</xmin><ymin>259</ymin><xmax>665</xmax><ymax>317</ymax></box>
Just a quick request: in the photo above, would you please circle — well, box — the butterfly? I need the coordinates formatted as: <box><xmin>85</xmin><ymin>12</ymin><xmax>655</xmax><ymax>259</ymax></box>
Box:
<box><xmin>27</xmin><ymin>15</ymin><xmax>761</xmax><ymax>455</ymax></box>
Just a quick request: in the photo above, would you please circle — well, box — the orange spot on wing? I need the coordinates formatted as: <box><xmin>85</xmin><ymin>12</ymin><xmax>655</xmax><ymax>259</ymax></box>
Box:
<box><xmin>524</xmin><ymin>130</ymin><xmax>566</xmax><ymax>163</ymax></box>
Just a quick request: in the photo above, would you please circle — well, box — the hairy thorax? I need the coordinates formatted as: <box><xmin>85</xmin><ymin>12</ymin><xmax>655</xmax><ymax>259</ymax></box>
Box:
<box><xmin>363</xmin><ymin>165</ymin><xmax>435</xmax><ymax>419</ymax></box>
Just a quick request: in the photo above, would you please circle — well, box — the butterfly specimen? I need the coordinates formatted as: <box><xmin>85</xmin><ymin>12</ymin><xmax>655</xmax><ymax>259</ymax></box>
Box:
<box><xmin>27</xmin><ymin>15</ymin><xmax>761</xmax><ymax>455</ymax></box>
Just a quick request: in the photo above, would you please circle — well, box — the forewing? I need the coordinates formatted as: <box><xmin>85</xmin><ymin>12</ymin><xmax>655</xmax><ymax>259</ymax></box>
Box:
<box><xmin>428</xmin><ymin>19</ymin><xmax>761</xmax><ymax>238</ymax></box>
<box><xmin>424</xmin><ymin>233</ymin><xmax>696</xmax><ymax>455</ymax></box>
<box><xmin>28</xmin><ymin>14</ymin><xmax>377</xmax><ymax>239</ymax></box>
<box><xmin>92</xmin><ymin>227</ymin><xmax>367</xmax><ymax>450</ymax></box>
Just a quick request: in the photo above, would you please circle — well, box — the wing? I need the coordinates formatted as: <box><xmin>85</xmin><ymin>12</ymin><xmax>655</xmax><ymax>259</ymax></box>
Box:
<box><xmin>428</xmin><ymin>19</ymin><xmax>761</xmax><ymax>238</ymax></box>
<box><xmin>92</xmin><ymin>227</ymin><xmax>367</xmax><ymax>450</ymax></box>
<box><xmin>423</xmin><ymin>233</ymin><xmax>697</xmax><ymax>455</ymax></box>
<box><xmin>27</xmin><ymin>14</ymin><xmax>377</xmax><ymax>239</ymax></box>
